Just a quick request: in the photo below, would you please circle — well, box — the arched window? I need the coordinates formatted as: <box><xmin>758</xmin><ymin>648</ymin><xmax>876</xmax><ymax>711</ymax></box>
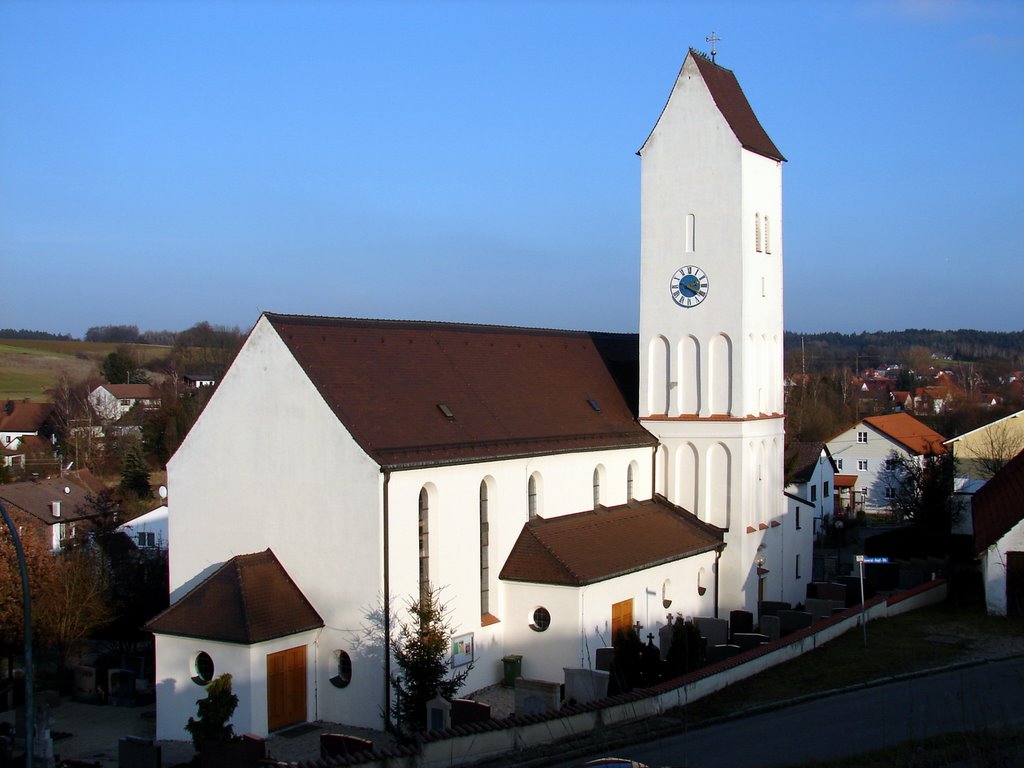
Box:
<box><xmin>479</xmin><ymin>480</ymin><xmax>490</xmax><ymax>617</ymax></box>
<box><xmin>764</xmin><ymin>215</ymin><xmax>771</xmax><ymax>254</ymax></box>
<box><xmin>755</xmin><ymin>213</ymin><xmax>762</xmax><ymax>252</ymax></box>
<box><xmin>528</xmin><ymin>473</ymin><xmax>539</xmax><ymax>519</ymax></box>
<box><xmin>685</xmin><ymin>212</ymin><xmax>696</xmax><ymax>253</ymax></box>
<box><xmin>593</xmin><ymin>467</ymin><xmax>601</xmax><ymax>508</ymax></box>
<box><xmin>418</xmin><ymin>488</ymin><xmax>429</xmax><ymax>605</ymax></box>
<box><xmin>626</xmin><ymin>463</ymin><xmax>635</xmax><ymax>501</ymax></box>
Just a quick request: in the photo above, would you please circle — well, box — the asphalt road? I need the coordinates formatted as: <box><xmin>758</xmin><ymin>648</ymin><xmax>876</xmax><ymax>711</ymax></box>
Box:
<box><xmin>553</xmin><ymin>656</ymin><xmax>1024</xmax><ymax>768</ymax></box>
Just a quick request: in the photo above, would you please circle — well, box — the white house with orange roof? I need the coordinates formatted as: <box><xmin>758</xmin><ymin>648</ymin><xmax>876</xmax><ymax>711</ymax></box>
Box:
<box><xmin>826</xmin><ymin>413</ymin><xmax>946</xmax><ymax>515</ymax></box>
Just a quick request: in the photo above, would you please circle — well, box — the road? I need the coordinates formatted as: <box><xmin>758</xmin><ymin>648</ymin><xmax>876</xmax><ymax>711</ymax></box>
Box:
<box><xmin>552</xmin><ymin>656</ymin><xmax>1024</xmax><ymax>768</ymax></box>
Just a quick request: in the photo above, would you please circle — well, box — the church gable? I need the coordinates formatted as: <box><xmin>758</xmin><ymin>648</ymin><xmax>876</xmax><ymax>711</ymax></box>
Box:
<box><xmin>266</xmin><ymin>313</ymin><xmax>656</xmax><ymax>468</ymax></box>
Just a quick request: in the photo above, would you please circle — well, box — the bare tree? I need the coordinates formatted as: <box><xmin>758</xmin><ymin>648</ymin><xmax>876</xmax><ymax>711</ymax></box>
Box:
<box><xmin>879</xmin><ymin>449</ymin><xmax>958</xmax><ymax>532</ymax></box>
<box><xmin>966</xmin><ymin>420</ymin><xmax>1024</xmax><ymax>480</ymax></box>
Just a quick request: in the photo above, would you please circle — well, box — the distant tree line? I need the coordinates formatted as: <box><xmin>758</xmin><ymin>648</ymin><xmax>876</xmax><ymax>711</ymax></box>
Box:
<box><xmin>0</xmin><ymin>328</ymin><xmax>73</xmax><ymax>341</ymax></box>
<box><xmin>785</xmin><ymin>329</ymin><xmax>1024</xmax><ymax>373</ymax></box>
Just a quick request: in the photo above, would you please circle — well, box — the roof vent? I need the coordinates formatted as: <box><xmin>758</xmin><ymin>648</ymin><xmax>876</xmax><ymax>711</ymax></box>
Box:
<box><xmin>437</xmin><ymin>404</ymin><xmax>455</xmax><ymax>420</ymax></box>
<box><xmin>587</xmin><ymin>398</ymin><xmax>601</xmax><ymax>413</ymax></box>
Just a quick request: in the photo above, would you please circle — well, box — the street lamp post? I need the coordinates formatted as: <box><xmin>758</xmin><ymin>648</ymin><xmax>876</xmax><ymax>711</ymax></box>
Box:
<box><xmin>0</xmin><ymin>501</ymin><xmax>33</xmax><ymax>767</ymax></box>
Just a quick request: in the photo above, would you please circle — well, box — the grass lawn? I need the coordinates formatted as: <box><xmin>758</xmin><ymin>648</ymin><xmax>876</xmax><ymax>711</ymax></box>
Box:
<box><xmin>675</xmin><ymin>590</ymin><xmax>1024</xmax><ymax>724</ymax></box>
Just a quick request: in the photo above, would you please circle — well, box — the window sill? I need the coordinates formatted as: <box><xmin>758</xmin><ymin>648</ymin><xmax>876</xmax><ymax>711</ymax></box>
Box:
<box><xmin>481</xmin><ymin>613</ymin><xmax>500</xmax><ymax>627</ymax></box>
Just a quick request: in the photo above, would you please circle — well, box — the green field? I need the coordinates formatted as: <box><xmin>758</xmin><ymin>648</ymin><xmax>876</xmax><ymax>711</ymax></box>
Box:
<box><xmin>0</xmin><ymin>339</ymin><xmax>170</xmax><ymax>401</ymax></box>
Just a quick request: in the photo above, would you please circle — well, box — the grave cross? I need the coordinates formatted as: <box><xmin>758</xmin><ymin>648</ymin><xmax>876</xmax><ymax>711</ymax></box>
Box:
<box><xmin>633</xmin><ymin>621</ymin><xmax>644</xmax><ymax>635</ymax></box>
<box><xmin>706</xmin><ymin>31</ymin><xmax>721</xmax><ymax>63</ymax></box>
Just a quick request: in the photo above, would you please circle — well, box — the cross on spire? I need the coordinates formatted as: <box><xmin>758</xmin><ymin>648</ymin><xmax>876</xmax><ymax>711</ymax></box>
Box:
<box><xmin>706</xmin><ymin>31</ymin><xmax>721</xmax><ymax>63</ymax></box>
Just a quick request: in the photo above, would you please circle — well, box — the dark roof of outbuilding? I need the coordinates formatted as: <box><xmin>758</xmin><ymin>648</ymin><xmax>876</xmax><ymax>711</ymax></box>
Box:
<box><xmin>973</xmin><ymin>448</ymin><xmax>1024</xmax><ymax>554</ymax></box>
<box><xmin>690</xmin><ymin>49</ymin><xmax>785</xmax><ymax>162</ymax></box>
<box><xmin>499</xmin><ymin>496</ymin><xmax>724</xmax><ymax>587</ymax></box>
<box><xmin>0</xmin><ymin>474</ymin><xmax>100</xmax><ymax>525</ymax></box>
<box><xmin>0</xmin><ymin>400</ymin><xmax>53</xmax><ymax>432</ymax></box>
<box><xmin>265</xmin><ymin>314</ymin><xmax>656</xmax><ymax>469</ymax></box>
<box><xmin>786</xmin><ymin>442</ymin><xmax>833</xmax><ymax>485</ymax></box>
<box><xmin>146</xmin><ymin>549</ymin><xmax>323</xmax><ymax>644</ymax></box>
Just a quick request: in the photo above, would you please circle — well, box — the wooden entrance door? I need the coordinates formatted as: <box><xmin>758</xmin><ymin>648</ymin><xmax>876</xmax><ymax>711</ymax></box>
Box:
<box><xmin>267</xmin><ymin>645</ymin><xmax>306</xmax><ymax>732</ymax></box>
<box><xmin>1007</xmin><ymin>552</ymin><xmax>1024</xmax><ymax>618</ymax></box>
<box><xmin>611</xmin><ymin>599</ymin><xmax>633</xmax><ymax>642</ymax></box>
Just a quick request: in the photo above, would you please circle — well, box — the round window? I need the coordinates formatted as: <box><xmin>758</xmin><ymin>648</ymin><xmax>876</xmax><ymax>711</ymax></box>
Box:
<box><xmin>192</xmin><ymin>651</ymin><xmax>214</xmax><ymax>685</ymax></box>
<box><xmin>330</xmin><ymin>650</ymin><xmax>353</xmax><ymax>688</ymax></box>
<box><xmin>530</xmin><ymin>606</ymin><xmax>551</xmax><ymax>632</ymax></box>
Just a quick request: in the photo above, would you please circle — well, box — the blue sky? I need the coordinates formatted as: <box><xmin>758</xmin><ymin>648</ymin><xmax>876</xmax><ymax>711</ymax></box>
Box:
<box><xmin>1</xmin><ymin>0</ymin><xmax>1022</xmax><ymax>338</ymax></box>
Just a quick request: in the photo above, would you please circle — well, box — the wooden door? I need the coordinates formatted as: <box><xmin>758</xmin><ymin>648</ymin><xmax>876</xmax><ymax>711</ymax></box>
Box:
<box><xmin>1007</xmin><ymin>552</ymin><xmax>1024</xmax><ymax>618</ymax></box>
<box><xmin>611</xmin><ymin>599</ymin><xmax>633</xmax><ymax>642</ymax></box>
<box><xmin>267</xmin><ymin>645</ymin><xmax>306</xmax><ymax>732</ymax></box>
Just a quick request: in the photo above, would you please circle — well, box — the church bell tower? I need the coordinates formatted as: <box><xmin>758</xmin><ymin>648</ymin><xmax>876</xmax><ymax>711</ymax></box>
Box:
<box><xmin>638</xmin><ymin>49</ymin><xmax>787</xmax><ymax>613</ymax></box>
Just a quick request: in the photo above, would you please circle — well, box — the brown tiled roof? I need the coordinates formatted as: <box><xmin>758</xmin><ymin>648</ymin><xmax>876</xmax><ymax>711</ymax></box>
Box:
<box><xmin>972</xmin><ymin>449</ymin><xmax>1024</xmax><ymax>554</ymax></box>
<box><xmin>862</xmin><ymin>413</ymin><xmax>947</xmax><ymax>455</ymax></box>
<box><xmin>146</xmin><ymin>549</ymin><xmax>323</xmax><ymax>644</ymax></box>
<box><xmin>0</xmin><ymin>474</ymin><xmax>100</xmax><ymax>525</ymax></box>
<box><xmin>834</xmin><ymin>474</ymin><xmax>858</xmax><ymax>489</ymax></box>
<box><xmin>0</xmin><ymin>401</ymin><xmax>53</xmax><ymax>432</ymax></box>
<box><xmin>786</xmin><ymin>442</ymin><xmax>832</xmax><ymax>485</ymax></box>
<box><xmin>101</xmin><ymin>384</ymin><xmax>160</xmax><ymax>399</ymax></box>
<box><xmin>690</xmin><ymin>50</ymin><xmax>785</xmax><ymax>162</ymax></box>
<box><xmin>266</xmin><ymin>314</ymin><xmax>656</xmax><ymax>469</ymax></box>
<box><xmin>499</xmin><ymin>496</ymin><xmax>723</xmax><ymax>587</ymax></box>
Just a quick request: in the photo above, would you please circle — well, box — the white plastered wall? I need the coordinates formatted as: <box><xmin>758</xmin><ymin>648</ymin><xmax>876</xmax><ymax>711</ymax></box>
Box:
<box><xmin>385</xmin><ymin>444</ymin><xmax>654</xmax><ymax>697</ymax></box>
<box><xmin>165</xmin><ymin>316</ymin><xmax>385</xmax><ymax>731</ymax></box>
<box><xmin>982</xmin><ymin>517</ymin><xmax>1024</xmax><ymax>616</ymax></box>
<box><xmin>501</xmin><ymin>550</ymin><xmax>717</xmax><ymax>683</ymax></box>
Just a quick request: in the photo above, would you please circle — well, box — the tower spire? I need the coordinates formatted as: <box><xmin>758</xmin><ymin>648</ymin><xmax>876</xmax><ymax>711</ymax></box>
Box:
<box><xmin>705</xmin><ymin>31</ymin><xmax>721</xmax><ymax>63</ymax></box>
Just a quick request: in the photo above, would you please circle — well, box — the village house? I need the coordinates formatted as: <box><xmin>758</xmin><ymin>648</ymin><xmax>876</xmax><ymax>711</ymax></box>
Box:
<box><xmin>826</xmin><ymin>413</ymin><xmax>946</xmax><ymax>516</ymax></box>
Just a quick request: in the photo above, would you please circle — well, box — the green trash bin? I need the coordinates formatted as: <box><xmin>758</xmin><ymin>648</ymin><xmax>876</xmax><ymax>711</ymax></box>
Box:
<box><xmin>501</xmin><ymin>655</ymin><xmax>522</xmax><ymax>688</ymax></box>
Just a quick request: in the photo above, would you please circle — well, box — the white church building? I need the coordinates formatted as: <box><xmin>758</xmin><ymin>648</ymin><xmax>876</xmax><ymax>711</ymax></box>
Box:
<box><xmin>148</xmin><ymin>48</ymin><xmax>805</xmax><ymax>739</ymax></box>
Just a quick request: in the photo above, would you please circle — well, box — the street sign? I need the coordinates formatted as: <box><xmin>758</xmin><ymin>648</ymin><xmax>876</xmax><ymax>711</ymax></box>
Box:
<box><xmin>856</xmin><ymin>555</ymin><xmax>890</xmax><ymax>564</ymax></box>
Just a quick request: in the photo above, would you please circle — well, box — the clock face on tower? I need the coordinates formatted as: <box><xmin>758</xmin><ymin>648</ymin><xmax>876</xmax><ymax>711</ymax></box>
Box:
<box><xmin>669</xmin><ymin>265</ymin><xmax>709</xmax><ymax>308</ymax></box>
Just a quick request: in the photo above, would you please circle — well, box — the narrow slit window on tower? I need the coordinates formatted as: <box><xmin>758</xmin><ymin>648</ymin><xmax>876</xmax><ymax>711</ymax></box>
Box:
<box><xmin>764</xmin><ymin>216</ymin><xmax>771</xmax><ymax>254</ymax></box>
<box><xmin>592</xmin><ymin>467</ymin><xmax>601</xmax><ymax>508</ymax></box>
<box><xmin>755</xmin><ymin>213</ymin><xmax>762</xmax><ymax>252</ymax></box>
<box><xmin>685</xmin><ymin>213</ymin><xmax>696</xmax><ymax>252</ymax></box>
<box><xmin>528</xmin><ymin>473</ymin><xmax>538</xmax><ymax>519</ymax></box>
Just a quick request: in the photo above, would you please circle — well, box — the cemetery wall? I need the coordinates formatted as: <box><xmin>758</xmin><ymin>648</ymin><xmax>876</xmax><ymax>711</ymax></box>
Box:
<box><xmin>312</xmin><ymin>579</ymin><xmax>949</xmax><ymax>768</ymax></box>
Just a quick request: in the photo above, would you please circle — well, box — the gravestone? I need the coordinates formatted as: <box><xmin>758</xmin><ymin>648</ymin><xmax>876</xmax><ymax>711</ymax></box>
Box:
<box><xmin>659</xmin><ymin>620</ymin><xmax>675</xmax><ymax>660</ymax></box>
<box><xmin>595</xmin><ymin>647</ymin><xmax>615</xmax><ymax>672</ymax></box>
<box><xmin>73</xmin><ymin>666</ymin><xmax>98</xmax><ymax>703</ymax></box>
<box><xmin>426</xmin><ymin>695</ymin><xmax>452</xmax><ymax>732</ymax></box>
<box><xmin>563</xmin><ymin>668</ymin><xmax>610</xmax><ymax>705</ymax></box>
<box><xmin>899</xmin><ymin>567</ymin><xmax>925</xmax><ymax>590</ymax></box>
<box><xmin>514</xmin><ymin>678</ymin><xmax>561</xmax><ymax>716</ymax></box>
<box><xmin>704</xmin><ymin>644</ymin><xmax>741</xmax><ymax>665</ymax></box>
<box><xmin>731</xmin><ymin>633</ymin><xmax>770</xmax><ymax>651</ymax></box>
<box><xmin>838</xmin><ymin>576</ymin><xmax>868</xmax><ymax>604</ymax></box>
<box><xmin>760</xmin><ymin>614</ymin><xmax>781</xmax><ymax>640</ymax></box>
<box><xmin>451</xmin><ymin>699</ymin><xmax>490</xmax><ymax>726</ymax></box>
<box><xmin>729</xmin><ymin>610</ymin><xmax>753</xmax><ymax>637</ymax></box>
<box><xmin>108</xmin><ymin>668</ymin><xmax>135</xmax><ymax>706</ymax></box>
<box><xmin>815</xmin><ymin>582</ymin><xmax>847</xmax><ymax>603</ymax></box>
<box><xmin>757</xmin><ymin>601</ymin><xmax>791</xmax><ymax>619</ymax></box>
<box><xmin>694</xmin><ymin>616</ymin><xmax>728</xmax><ymax>647</ymax></box>
<box><xmin>778</xmin><ymin>610</ymin><xmax>813</xmax><ymax>636</ymax></box>
<box><xmin>805</xmin><ymin>598</ymin><xmax>845</xmax><ymax>623</ymax></box>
